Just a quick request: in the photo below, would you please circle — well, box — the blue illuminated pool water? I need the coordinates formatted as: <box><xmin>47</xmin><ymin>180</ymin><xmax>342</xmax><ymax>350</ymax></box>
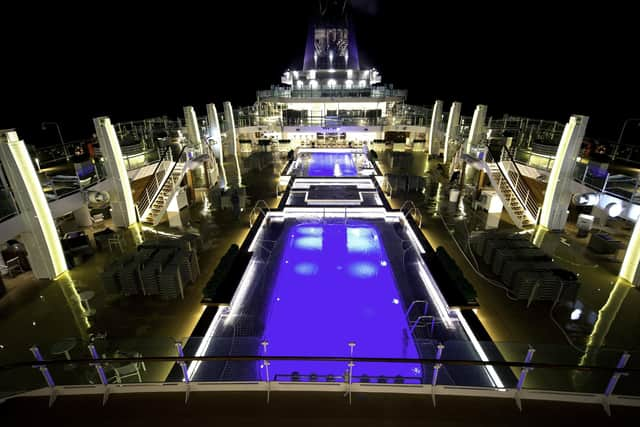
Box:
<box><xmin>261</xmin><ymin>223</ymin><xmax>422</xmax><ymax>382</ymax></box>
<box><xmin>307</xmin><ymin>152</ymin><xmax>358</xmax><ymax>177</ymax></box>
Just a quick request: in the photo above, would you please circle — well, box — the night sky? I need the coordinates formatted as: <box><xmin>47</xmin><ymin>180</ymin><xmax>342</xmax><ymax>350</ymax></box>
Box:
<box><xmin>1</xmin><ymin>1</ymin><xmax>638</xmax><ymax>145</ymax></box>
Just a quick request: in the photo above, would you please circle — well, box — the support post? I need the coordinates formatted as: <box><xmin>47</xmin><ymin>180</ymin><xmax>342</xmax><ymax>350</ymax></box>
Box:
<box><xmin>261</xmin><ymin>340</ymin><xmax>270</xmax><ymax>404</ymax></box>
<box><xmin>514</xmin><ymin>347</ymin><xmax>535</xmax><ymax>411</ymax></box>
<box><xmin>183</xmin><ymin>106</ymin><xmax>203</xmax><ymax>150</ymax></box>
<box><xmin>465</xmin><ymin>105</ymin><xmax>487</xmax><ymax>154</ymax></box>
<box><xmin>175</xmin><ymin>342</ymin><xmax>190</xmax><ymax>404</ymax></box>
<box><xmin>444</xmin><ymin>102</ymin><xmax>462</xmax><ymax>163</ymax></box>
<box><xmin>93</xmin><ymin>117</ymin><xmax>137</xmax><ymax>227</ymax></box>
<box><xmin>428</xmin><ymin>100</ymin><xmax>444</xmax><ymax>157</ymax></box>
<box><xmin>30</xmin><ymin>346</ymin><xmax>57</xmax><ymax>407</ymax></box>
<box><xmin>431</xmin><ymin>343</ymin><xmax>444</xmax><ymax>407</ymax></box>
<box><xmin>223</xmin><ymin>101</ymin><xmax>242</xmax><ymax>188</ymax></box>
<box><xmin>619</xmin><ymin>218</ymin><xmax>640</xmax><ymax>286</ymax></box>
<box><xmin>346</xmin><ymin>341</ymin><xmax>356</xmax><ymax>405</ymax></box>
<box><xmin>539</xmin><ymin>115</ymin><xmax>589</xmax><ymax>231</ymax></box>
<box><xmin>0</xmin><ymin>130</ymin><xmax>67</xmax><ymax>279</ymax></box>
<box><xmin>602</xmin><ymin>352</ymin><xmax>630</xmax><ymax>416</ymax></box>
<box><xmin>88</xmin><ymin>344</ymin><xmax>110</xmax><ymax>405</ymax></box>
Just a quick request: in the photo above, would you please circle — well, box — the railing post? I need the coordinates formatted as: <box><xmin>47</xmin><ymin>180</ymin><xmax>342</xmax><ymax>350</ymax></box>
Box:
<box><xmin>346</xmin><ymin>341</ymin><xmax>356</xmax><ymax>405</ymax></box>
<box><xmin>175</xmin><ymin>342</ymin><xmax>190</xmax><ymax>404</ymax></box>
<box><xmin>431</xmin><ymin>343</ymin><xmax>444</xmax><ymax>407</ymax></box>
<box><xmin>602</xmin><ymin>351</ymin><xmax>630</xmax><ymax>416</ymax></box>
<box><xmin>514</xmin><ymin>346</ymin><xmax>535</xmax><ymax>411</ymax></box>
<box><xmin>261</xmin><ymin>340</ymin><xmax>271</xmax><ymax>404</ymax></box>
<box><xmin>602</xmin><ymin>173</ymin><xmax>610</xmax><ymax>193</ymax></box>
<box><xmin>88</xmin><ymin>344</ymin><xmax>110</xmax><ymax>405</ymax></box>
<box><xmin>30</xmin><ymin>346</ymin><xmax>56</xmax><ymax>407</ymax></box>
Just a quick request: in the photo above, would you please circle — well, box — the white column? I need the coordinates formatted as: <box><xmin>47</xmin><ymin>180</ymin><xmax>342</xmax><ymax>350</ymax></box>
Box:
<box><xmin>206</xmin><ymin>103</ymin><xmax>227</xmax><ymax>189</ymax></box>
<box><xmin>223</xmin><ymin>101</ymin><xmax>242</xmax><ymax>188</ymax></box>
<box><xmin>0</xmin><ymin>130</ymin><xmax>67</xmax><ymax>279</ymax></box>
<box><xmin>93</xmin><ymin>117</ymin><xmax>137</xmax><ymax>227</ymax></box>
<box><xmin>444</xmin><ymin>101</ymin><xmax>462</xmax><ymax>163</ymax></box>
<box><xmin>183</xmin><ymin>106</ymin><xmax>202</xmax><ymax>149</ymax></box>
<box><xmin>539</xmin><ymin>115</ymin><xmax>589</xmax><ymax>231</ymax></box>
<box><xmin>428</xmin><ymin>100</ymin><xmax>444</xmax><ymax>156</ymax></box>
<box><xmin>465</xmin><ymin>105</ymin><xmax>487</xmax><ymax>154</ymax></box>
<box><xmin>620</xmin><ymin>219</ymin><xmax>640</xmax><ymax>286</ymax></box>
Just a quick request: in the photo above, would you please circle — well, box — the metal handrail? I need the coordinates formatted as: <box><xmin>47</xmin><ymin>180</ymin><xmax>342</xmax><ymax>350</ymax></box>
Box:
<box><xmin>399</xmin><ymin>200</ymin><xmax>416</xmax><ymax>212</ymax></box>
<box><xmin>249</xmin><ymin>200</ymin><xmax>270</xmax><ymax>227</ymax></box>
<box><xmin>253</xmin><ymin>200</ymin><xmax>270</xmax><ymax>212</ymax></box>
<box><xmin>405</xmin><ymin>300</ymin><xmax>428</xmax><ymax>320</ymax></box>
<box><xmin>3</xmin><ymin>353</ymin><xmax>637</xmax><ymax>374</ymax></box>
<box><xmin>249</xmin><ymin>207</ymin><xmax>267</xmax><ymax>228</ymax></box>
<box><xmin>399</xmin><ymin>201</ymin><xmax>422</xmax><ymax>228</ymax></box>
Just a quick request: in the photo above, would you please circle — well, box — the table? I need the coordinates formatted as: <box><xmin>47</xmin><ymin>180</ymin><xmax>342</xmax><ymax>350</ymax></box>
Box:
<box><xmin>50</xmin><ymin>337</ymin><xmax>77</xmax><ymax>360</ymax></box>
<box><xmin>78</xmin><ymin>290</ymin><xmax>96</xmax><ymax>315</ymax></box>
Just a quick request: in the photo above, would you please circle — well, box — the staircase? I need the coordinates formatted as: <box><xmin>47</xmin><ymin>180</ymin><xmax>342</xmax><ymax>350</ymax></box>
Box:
<box><xmin>486</xmin><ymin>163</ymin><xmax>533</xmax><ymax>228</ymax></box>
<box><xmin>142</xmin><ymin>163</ymin><xmax>186</xmax><ymax>225</ymax></box>
<box><xmin>140</xmin><ymin>146</ymin><xmax>189</xmax><ymax>225</ymax></box>
<box><xmin>482</xmin><ymin>146</ymin><xmax>540</xmax><ymax>229</ymax></box>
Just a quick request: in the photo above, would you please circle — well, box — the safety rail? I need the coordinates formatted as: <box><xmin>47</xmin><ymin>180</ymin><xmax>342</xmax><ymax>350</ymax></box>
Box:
<box><xmin>1</xmin><ymin>349</ymin><xmax>636</xmax><ymax>414</ymax></box>
<box><xmin>136</xmin><ymin>146</ymin><xmax>173</xmax><ymax>217</ymax></box>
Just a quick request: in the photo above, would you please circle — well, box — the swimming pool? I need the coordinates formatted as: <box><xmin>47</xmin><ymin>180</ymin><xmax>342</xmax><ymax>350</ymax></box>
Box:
<box><xmin>189</xmin><ymin>213</ymin><xmax>504</xmax><ymax>389</ymax></box>
<box><xmin>260</xmin><ymin>222</ymin><xmax>422</xmax><ymax>382</ymax></box>
<box><xmin>306</xmin><ymin>152</ymin><xmax>358</xmax><ymax>177</ymax></box>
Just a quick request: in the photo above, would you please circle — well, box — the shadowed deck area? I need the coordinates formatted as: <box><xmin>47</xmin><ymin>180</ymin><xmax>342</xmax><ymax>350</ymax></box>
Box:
<box><xmin>2</xmin><ymin>392</ymin><xmax>639</xmax><ymax>426</ymax></box>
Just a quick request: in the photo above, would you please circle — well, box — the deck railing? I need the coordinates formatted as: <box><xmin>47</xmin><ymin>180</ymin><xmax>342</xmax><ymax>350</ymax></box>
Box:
<box><xmin>1</xmin><ymin>338</ymin><xmax>638</xmax><ymax>414</ymax></box>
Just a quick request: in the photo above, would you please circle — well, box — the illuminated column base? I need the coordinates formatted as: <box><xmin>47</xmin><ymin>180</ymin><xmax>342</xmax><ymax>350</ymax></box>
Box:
<box><xmin>167</xmin><ymin>197</ymin><xmax>183</xmax><ymax>229</ymax></box>
<box><xmin>484</xmin><ymin>192</ymin><xmax>503</xmax><ymax>229</ymax></box>
<box><xmin>0</xmin><ymin>130</ymin><xmax>67</xmax><ymax>279</ymax></box>
<box><xmin>619</xmin><ymin>218</ymin><xmax>640</xmax><ymax>286</ymax></box>
<box><xmin>539</xmin><ymin>115</ymin><xmax>589</xmax><ymax>231</ymax></box>
<box><xmin>93</xmin><ymin>117</ymin><xmax>137</xmax><ymax>228</ymax></box>
<box><xmin>531</xmin><ymin>225</ymin><xmax>561</xmax><ymax>255</ymax></box>
<box><xmin>444</xmin><ymin>101</ymin><xmax>462</xmax><ymax>163</ymax></box>
<box><xmin>428</xmin><ymin>100</ymin><xmax>444</xmax><ymax>156</ymax></box>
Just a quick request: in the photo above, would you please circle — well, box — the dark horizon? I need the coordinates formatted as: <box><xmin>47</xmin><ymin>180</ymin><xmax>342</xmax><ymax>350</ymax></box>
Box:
<box><xmin>1</xmin><ymin>1</ymin><xmax>638</xmax><ymax>146</ymax></box>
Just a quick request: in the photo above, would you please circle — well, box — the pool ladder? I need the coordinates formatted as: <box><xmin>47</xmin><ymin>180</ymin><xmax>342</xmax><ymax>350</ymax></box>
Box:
<box><xmin>406</xmin><ymin>300</ymin><xmax>437</xmax><ymax>337</ymax></box>
<box><xmin>400</xmin><ymin>201</ymin><xmax>423</xmax><ymax>228</ymax></box>
<box><xmin>249</xmin><ymin>200</ymin><xmax>270</xmax><ymax>227</ymax></box>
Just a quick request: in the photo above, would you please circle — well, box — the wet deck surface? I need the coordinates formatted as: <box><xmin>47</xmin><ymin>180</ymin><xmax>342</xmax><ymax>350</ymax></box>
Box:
<box><xmin>1</xmin><ymin>150</ymin><xmax>639</xmax><ymax>396</ymax></box>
